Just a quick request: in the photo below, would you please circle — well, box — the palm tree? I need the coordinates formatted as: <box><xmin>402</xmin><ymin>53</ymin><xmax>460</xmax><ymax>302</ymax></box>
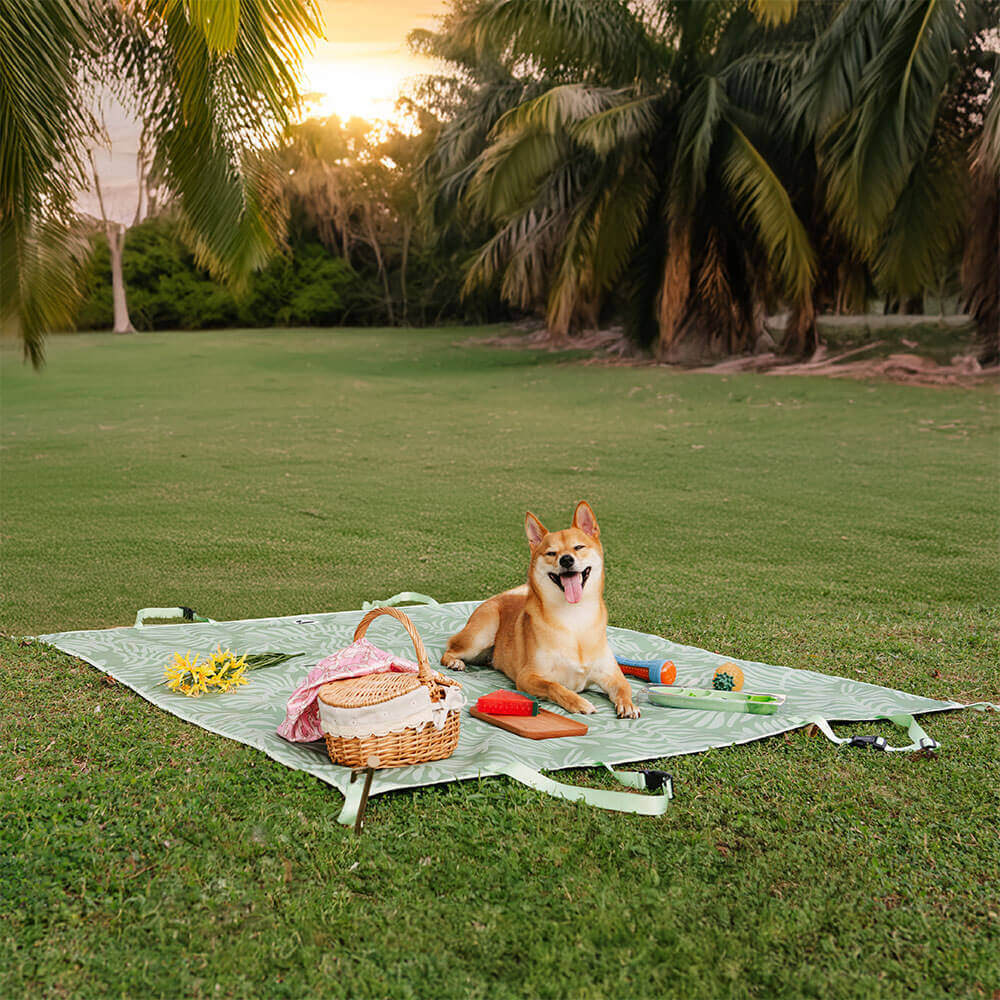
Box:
<box><xmin>961</xmin><ymin>59</ymin><xmax>999</xmax><ymax>363</ymax></box>
<box><xmin>420</xmin><ymin>0</ymin><xmax>820</xmax><ymax>358</ymax></box>
<box><xmin>422</xmin><ymin>0</ymin><xmax>993</xmax><ymax>358</ymax></box>
<box><xmin>0</xmin><ymin>0</ymin><xmax>320</xmax><ymax>366</ymax></box>
<box><xmin>789</xmin><ymin>0</ymin><xmax>995</xmax><ymax>351</ymax></box>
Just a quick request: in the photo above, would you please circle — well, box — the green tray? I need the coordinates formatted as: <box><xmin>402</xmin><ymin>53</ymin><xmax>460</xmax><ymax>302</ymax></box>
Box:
<box><xmin>647</xmin><ymin>686</ymin><xmax>786</xmax><ymax>715</ymax></box>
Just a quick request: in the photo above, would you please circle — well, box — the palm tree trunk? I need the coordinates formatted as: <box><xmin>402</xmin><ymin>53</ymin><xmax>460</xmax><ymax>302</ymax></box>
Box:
<box><xmin>107</xmin><ymin>224</ymin><xmax>135</xmax><ymax>334</ymax></box>
<box><xmin>781</xmin><ymin>298</ymin><xmax>817</xmax><ymax>357</ymax></box>
<box><xmin>655</xmin><ymin>224</ymin><xmax>691</xmax><ymax>359</ymax></box>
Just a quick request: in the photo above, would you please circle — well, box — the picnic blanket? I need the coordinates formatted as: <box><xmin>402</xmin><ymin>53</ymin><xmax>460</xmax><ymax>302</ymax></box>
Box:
<box><xmin>37</xmin><ymin>597</ymin><xmax>989</xmax><ymax>823</ymax></box>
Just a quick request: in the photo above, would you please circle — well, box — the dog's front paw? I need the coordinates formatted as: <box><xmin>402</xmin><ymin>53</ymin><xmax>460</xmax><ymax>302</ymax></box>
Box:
<box><xmin>564</xmin><ymin>694</ymin><xmax>597</xmax><ymax>715</ymax></box>
<box><xmin>616</xmin><ymin>701</ymin><xmax>641</xmax><ymax>719</ymax></box>
<box><xmin>440</xmin><ymin>654</ymin><xmax>466</xmax><ymax>671</ymax></box>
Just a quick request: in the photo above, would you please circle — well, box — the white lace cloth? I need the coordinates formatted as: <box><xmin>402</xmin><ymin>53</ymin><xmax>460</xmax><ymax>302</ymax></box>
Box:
<box><xmin>318</xmin><ymin>683</ymin><xmax>464</xmax><ymax>739</ymax></box>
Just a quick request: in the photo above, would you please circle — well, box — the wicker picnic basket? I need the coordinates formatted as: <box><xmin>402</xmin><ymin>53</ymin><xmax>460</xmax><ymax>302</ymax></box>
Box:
<box><xmin>318</xmin><ymin>607</ymin><xmax>463</xmax><ymax>769</ymax></box>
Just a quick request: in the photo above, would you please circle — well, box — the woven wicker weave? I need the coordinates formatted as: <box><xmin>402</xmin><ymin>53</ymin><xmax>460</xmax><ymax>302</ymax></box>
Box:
<box><xmin>319</xmin><ymin>607</ymin><xmax>462</xmax><ymax>769</ymax></box>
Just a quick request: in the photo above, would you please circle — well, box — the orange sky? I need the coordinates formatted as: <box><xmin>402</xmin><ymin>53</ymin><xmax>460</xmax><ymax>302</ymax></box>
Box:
<box><xmin>300</xmin><ymin>0</ymin><xmax>450</xmax><ymax>123</ymax></box>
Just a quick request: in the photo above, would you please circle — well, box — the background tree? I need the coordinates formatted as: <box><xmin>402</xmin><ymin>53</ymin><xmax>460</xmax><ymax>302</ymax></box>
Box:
<box><xmin>417</xmin><ymin>0</ymin><xmax>996</xmax><ymax>359</ymax></box>
<box><xmin>0</xmin><ymin>0</ymin><xmax>321</xmax><ymax>365</ymax></box>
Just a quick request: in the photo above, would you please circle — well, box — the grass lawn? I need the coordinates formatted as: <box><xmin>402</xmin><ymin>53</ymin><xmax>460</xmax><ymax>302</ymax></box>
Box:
<box><xmin>2</xmin><ymin>327</ymin><xmax>998</xmax><ymax>999</ymax></box>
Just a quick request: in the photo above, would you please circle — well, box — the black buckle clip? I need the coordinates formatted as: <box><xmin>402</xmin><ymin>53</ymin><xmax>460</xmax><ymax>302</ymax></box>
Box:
<box><xmin>181</xmin><ymin>606</ymin><xmax>196</xmax><ymax>621</ymax></box>
<box><xmin>848</xmin><ymin>734</ymin><xmax>888</xmax><ymax>751</ymax></box>
<box><xmin>641</xmin><ymin>770</ymin><xmax>674</xmax><ymax>796</ymax></box>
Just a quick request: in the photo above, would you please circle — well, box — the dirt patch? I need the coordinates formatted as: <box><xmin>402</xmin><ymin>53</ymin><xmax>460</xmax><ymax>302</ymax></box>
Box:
<box><xmin>466</xmin><ymin>324</ymin><xmax>999</xmax><ymax>387</ymax></box>
<box><xmin>699</xmin><ymin>345</ymin><xmax>999</xmax><ymax>387</ymax></box>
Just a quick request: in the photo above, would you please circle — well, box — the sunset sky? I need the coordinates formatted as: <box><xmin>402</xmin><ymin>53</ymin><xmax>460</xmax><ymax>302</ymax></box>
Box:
<box><xmin>301</xmin><ymin>0</ymin><xmax>449</xmax><ymax>123</ymax></box>
<box><xmin>77</xmin><ymin>1</ymin><xmax>449</xmax><ymax>222</ymax></box>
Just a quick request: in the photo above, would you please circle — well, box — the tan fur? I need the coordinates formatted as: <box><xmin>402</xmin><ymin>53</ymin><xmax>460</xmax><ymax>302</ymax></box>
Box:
<box><xmin>442</xmin><ymin>501</ymin><xmax>639</xmax><ymax>718</ymax></box>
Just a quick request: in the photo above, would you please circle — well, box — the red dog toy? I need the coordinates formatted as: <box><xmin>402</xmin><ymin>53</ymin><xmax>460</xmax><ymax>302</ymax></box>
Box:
<box><xmin>475</xmin><ymin>690</ymin><xmax>540</xmax><ymax>716</ymax></box>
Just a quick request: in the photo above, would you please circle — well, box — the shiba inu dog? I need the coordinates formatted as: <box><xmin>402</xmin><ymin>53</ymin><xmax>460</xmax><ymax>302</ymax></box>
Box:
<box><xmin>442</xmin><ymin>501</ymin><xmax>640</xmax><ymax>718</ymax></box>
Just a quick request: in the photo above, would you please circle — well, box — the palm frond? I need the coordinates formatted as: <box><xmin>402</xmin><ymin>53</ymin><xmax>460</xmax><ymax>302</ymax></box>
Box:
<box><xmin>0</xmin><ymin>0</ymin><xmax>98</xmax><ymax>364</ymax></box>
<box><xmin>748</xmin><ymin>0</ymin><xmax>799</xmax><ymax>28</ymax></box>
<box><xmin>570</xmin><ymin>96</ymin><xmax>660</xmax><ymax>156</ymax></box>
<box><xmin>0</xmin><ymin>215</ymin><xmax>93</xmax><ymax>366</ymax></box>
<box><xmin>818</xmin><ymin>0</ymin><xmax>965</xmax><ymax>250</ymax></box>
<box><xmin>494</xmin><ymin>84</ymin><xmax>629</xmax><ymax>137</ymax></box>
<box><xmin>668</xmin><ymin>74</ymin><xmax>727</xmax><ymax>221</ymax></box>
<box><xmin>786</xmin><ymin>0</ymin><xmax>886</xmax><ymax>139</ymax></box>
<box><xmin>972</xmin><ymin>67</ymin><xmax>999</xmax><ymax>180</ymax></box>
<box><xmin>452</xmin><ymin>0</ymin><xmax>663</xmax><ymax>86</ymax></box>
<box><xmin>588</xmin><ymin>156</ymin><xmax>656</xmax><ymax>291</ymax></box>
<box><xmin>466</xmin><ymin>128</ymin><xmax>565</xmax><ymax>219</ymax></box>
<box><xmin>721</xmin><ymin>121</ymin><xmax>815</xmax><ymax>304</ymax></box>
<box><xmin>134</xmin><ymin>0</ymin><xmax>320</xmax><ymax>286</ymax></box>
<box><xmin>871</xmin><ymin>137</ymin><xmax>967</xmax><ymax>297</ymax></box>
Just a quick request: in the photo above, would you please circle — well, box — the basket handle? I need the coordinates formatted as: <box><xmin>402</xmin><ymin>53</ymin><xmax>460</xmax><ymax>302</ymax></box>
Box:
<box><xmin>353</xmin><ymin>607</ymin><xmax>432</xmax><ymax>683</ymax></box>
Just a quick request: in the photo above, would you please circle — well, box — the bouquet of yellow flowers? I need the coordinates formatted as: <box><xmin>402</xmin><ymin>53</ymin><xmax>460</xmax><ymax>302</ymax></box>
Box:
<box><xmin>163</xmin><ymin>646</ymin><xmax>301</xmax><ymax>696</ymax></box>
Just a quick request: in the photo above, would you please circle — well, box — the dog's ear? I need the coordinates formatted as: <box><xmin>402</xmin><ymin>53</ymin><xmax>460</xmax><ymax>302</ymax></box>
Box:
<box><xmin>572</xmin><ymin>501</ymin><xmax>600</xmax><ymax>539</ymax></box>
<box><xmin>524</xmin><ymin>512</ymin><xmax>547</xmax><ymax>548</ymax></box>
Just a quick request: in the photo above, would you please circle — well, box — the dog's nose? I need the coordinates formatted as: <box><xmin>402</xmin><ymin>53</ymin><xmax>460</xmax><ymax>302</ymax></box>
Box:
<box><xmin>559</xmin><ymin>554</ymin><xmax>575</xmax><ymax>569</ymax></box>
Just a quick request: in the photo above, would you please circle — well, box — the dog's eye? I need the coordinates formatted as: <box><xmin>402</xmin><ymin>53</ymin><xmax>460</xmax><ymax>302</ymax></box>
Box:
<box><xmin>545</xmin><ymin>550</ymin><xmax>556</xmax><ymax>557</ymax></box>
<box><xmin>573</xmin><ymin>545</ymin><xmax>585</xmax><ymax>551</ymax></box>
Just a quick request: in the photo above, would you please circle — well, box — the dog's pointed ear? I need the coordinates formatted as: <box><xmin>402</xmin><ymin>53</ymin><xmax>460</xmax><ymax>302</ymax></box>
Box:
<box><xmin>524</xmin><ymin>511</ymin><xmax>547</xmax><ymax>548</ymax></box>
<box><xmin>572</xmin><ymin>501</ymin><xmax>600</xmax><ymax>539</ymax></box>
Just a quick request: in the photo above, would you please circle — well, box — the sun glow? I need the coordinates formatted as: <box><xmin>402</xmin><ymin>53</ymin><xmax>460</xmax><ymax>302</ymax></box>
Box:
<box><xmin>299</xmin><ymin>52</ymin><xmax>417</xmax><ymax>124</ymax></box>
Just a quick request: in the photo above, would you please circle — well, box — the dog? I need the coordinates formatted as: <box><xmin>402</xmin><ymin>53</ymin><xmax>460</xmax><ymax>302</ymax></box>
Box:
<box><xmin>441</xmin><ymin>501</ymin><xmax>640</xmax><ymax>718</ymax></box>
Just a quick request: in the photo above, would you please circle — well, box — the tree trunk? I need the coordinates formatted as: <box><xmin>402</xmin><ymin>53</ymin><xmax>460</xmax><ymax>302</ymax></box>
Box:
<box><xmin>107</xmin><ymin>224</ymin><xmax>135</xmax><ymax>334</ymax></box>
<box><xmin>781</xmin><ymin>298</ymin><xmax>817</xmax><ymax>357</ymax></box>
<box><xmin>655</xmin><ymin>224</ymin><xmax>691</xmax><ymax>359</ymax></box>
<box><xmin>363</xmin><ymin>206</ymin><xmax>394</xmax><ymax>325</ymax></box>
<box><xmin>399</xmin><ymin>219</ymin><xmax>411</xmax><ymax>326</ymax></box>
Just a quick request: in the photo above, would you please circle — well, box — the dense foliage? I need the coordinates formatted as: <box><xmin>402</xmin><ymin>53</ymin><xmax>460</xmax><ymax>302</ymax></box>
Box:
<box><xmin>36</xmin><ymin>0</ymin><xmax>1000</xmax><ymax>358</ymax></box>
<box><xmin>0</xmin><ymin>0</ymin><xmax>320</xmax><ymax>364</ymax></box>
<box><xmin>415</xmin><ymin>0</ymin><xmax>998</xmax><ymax>358</ymax></box>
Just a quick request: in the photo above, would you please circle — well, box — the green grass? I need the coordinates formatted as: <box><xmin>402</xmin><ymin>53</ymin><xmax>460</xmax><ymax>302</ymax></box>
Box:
<box><xmin>2</xmin><ymin>327</ymin><xmax>998</xmax><ymax>1000</ymax></box>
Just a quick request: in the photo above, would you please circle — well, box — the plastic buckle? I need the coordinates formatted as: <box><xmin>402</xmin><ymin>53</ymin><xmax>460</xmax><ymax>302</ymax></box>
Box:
<box><xmin>848</xmin><ymin>734</ymin><xmax>888</xmax><ymax>751</ymax></box>
<box><xmin>181</xmin><ymin>606</ymin><xmax>196</xmax><ymax>621</ymax></box>
<box><xmin>919</xmin><ymin>737</ymin><xmax>939</xmax><ymax>751</ymax></box>
<box><xmin>642</xmin><ymin>770</ymin><xmax>674</xmax><ymax>796</ymax></box>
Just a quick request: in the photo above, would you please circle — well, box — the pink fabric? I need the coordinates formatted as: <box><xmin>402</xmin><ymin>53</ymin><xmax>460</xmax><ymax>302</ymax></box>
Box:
<box><xmin>277</xmin><ymin>638</ymin><xmax>418</xmax><ymax>743</ymax></box>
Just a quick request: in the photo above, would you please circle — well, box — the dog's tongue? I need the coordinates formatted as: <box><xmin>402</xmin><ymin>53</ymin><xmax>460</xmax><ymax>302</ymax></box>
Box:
<box><xmin>561</xmin><ymin>572</ymin><xmax>583</xmax><ymax>604</ymax></box>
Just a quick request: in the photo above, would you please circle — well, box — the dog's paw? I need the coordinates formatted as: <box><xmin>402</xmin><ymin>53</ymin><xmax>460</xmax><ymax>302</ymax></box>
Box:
<box><xmin>616</xmin><ymin>701</ymin><xmax>641</xmax><ymax>719</ymax></box>
<box><xmin>440</xmin><ymin>654</ymin><xmax>466</xmax><ymax>671</ymax></box>
<box><xmin>564</xmin><ymin>694</ymin><xmax>597</xmax><ymax>715</ymax></box>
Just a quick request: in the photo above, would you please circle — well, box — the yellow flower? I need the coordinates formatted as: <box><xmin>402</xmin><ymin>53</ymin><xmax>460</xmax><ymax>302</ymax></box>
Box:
<box><xmin>164</xmin><ymin>651</ymin><xmax>211</xmax><ymax>696</ymax></box>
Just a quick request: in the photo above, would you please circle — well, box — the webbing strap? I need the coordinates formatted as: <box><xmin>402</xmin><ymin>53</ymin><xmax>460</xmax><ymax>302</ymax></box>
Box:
<box><xmin>360</xmin><ymin>593</ymin><xmax>440</xmax><ymax>612</ymax></box>
<box><xmin>807</xmin><ymin>714</ymin><xmax>938</xmax><ymax>753</ymax></box>
<box><xmin>134</xmin><ymin>607</ymin><xmax>216</xmax><ymax>629</ymax></box>
<box><xmin>499</xmin><ymin>761</ymin><xmax>672</xmax><ymax>816</ymax></box>
<box><xmin>337</xmin><ymin>778</ymin><xmax>366</xmax><ymax>828</ymax></box>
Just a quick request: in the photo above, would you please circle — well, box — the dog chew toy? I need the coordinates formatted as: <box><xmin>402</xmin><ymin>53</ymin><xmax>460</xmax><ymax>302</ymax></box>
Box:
<box><xmin>616</xmin><ymin>656</ymin><xmax>677</xmax><ymax>685</ymax></box>
<box><xmin>475</xmin><ymin>690</ymin><xmax>540</xmax><ymax>716</ymax></box>
<box><xmin>712</xmin><ymin>662</ymin><xmax>745</xmax><ymax>691</ymax></box>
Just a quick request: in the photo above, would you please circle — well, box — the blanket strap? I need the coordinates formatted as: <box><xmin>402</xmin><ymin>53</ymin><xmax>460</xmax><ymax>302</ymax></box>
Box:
<box><xmin>499</xmin><ymin>761</ymin><xmax>673</xmax><ymax>816</ymax></box>
<box><xmin>360</xmin><ymin>592</ymin><xmax>439</xmax><ymax>612</ymax></box>
<box><xmin>806</xmin><ymin>713</ymin><xmax>939</xmax><ymax>753</ymax></box>
<box><xmin>335</xmin><ymin>762</ymin><xmax>673</xmax><ymax>828</ymax></box>
<box><xmin>134</xmin><ymin>607</ymin><xmax>217</xmax><ymax>629</ymax></box>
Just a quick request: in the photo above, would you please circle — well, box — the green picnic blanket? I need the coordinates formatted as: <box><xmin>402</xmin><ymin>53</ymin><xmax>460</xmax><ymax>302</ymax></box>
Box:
<box><xmin>37</xmin><ymin>598</ymin><xmax>983</xmax><ymax>822</ymax></box>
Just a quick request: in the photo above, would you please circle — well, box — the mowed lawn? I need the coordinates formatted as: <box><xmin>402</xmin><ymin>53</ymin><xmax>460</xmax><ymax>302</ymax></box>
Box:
<box><xmin>2</xmin><ymin>328</ymin><xmax>998</xmax><ymax>999</ymax></box>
